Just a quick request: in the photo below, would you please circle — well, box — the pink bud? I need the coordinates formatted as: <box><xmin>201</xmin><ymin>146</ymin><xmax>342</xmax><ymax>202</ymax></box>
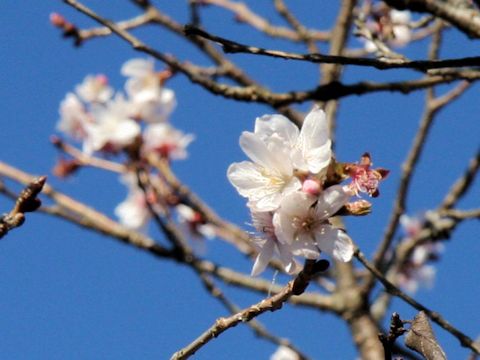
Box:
<box><xmin>50</xmin><ymin>13</ymin><xmax>66</xmax><ymax>27</ymax></box>
<box><xmin>96</xmin><ymin>74</ymin><xmax>109</xmax><ymax>86</ymax></box>
<box><xmin>302</xmin><ymin>179</ymin><xmax>321</xmax><ymax>196</ymax></box>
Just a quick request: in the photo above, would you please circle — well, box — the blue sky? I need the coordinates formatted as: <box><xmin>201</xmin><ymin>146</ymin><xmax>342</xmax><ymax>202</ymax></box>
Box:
<box><xmin>1</xmin><ymin>1</ymin><xmax>479</xmax><ymax>359</ymax></box>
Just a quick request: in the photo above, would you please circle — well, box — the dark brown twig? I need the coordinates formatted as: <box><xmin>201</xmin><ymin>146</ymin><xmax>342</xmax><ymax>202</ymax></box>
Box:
<box><xmin>184</xmin><ymin>26</ymin><xmax>480</xmax><ymax>71</ymax></box>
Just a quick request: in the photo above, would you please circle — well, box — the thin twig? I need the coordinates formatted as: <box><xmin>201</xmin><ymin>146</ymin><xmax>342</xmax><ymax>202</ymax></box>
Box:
<box><xmin>195</xmin><ymin>272</ymin><xmax>310</xmax><ymax>360</ymax></box>
<box><xmin>184</xmin><ymin>26</ymin><xmax>480</xmax><ymax>71</ymax></box>
<box><xmin>170</xmin><ymin>260</ymin><xmax>322</xmax><ymax>359</ymax></box>
<box><xmin>440</xmin><ymin>149</ymin><xmax>480</xmax><ymax>210</ymax></box>
<box><xmin>355</xmin><ymin>249</ymin><xmax>480</xmax><ymax>355</ymax></box>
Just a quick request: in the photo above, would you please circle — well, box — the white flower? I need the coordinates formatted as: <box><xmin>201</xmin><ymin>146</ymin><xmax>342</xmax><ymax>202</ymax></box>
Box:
<box><xmin>255</xmin><ymin>108</ymin><xmax>332</xmax><ymax>175</ymax></box>
<box><xmin>273</xmin><ymin>186</ymin><xmax>354</xmax><ymax>262</ymax></box>
<box><xmin>84</xmin><ymin>94</ymin><xmax>141</xmax><ymax>154</ymax></box>
<box><xmin>114</xmin><ymin>174</ymin><xmax>151</xmax><ymax>231</ymax></box>
<box><xmin>250</xmin><ymin>210</ymin><xmax>299</xmax><ymax>276</ymax></box>
<box><xmin>176</xmin><ymin>204</ymin><xmax>216</xmax><ymax>239</ymax></box>
<box><xmin>227</xmin><ymin>108</ymin><xmax>331</xmax><ymax>211</ymax></box>
<box><xmin>143</xmin><ymin>123</ymin><xmax>195</xmax><ymax>160</ymax></box>
<box><xmin>57</xmin><ymin>93</ymin><xmax>90</xmax><ymax>140</ymax></box>
<box><xmin>75</xmin><ymin>74</ymin><xmax>113</xmax><ymax>103</ymax></box>
<box><xmin>270</xmin><ymin>345</ymin><xmax>300</xmax><ymax>360</ymax></box>
<box><xmin>121</xmin><ymin>58</ymin><xmax>176</xmax><ymax>123</ymax></box>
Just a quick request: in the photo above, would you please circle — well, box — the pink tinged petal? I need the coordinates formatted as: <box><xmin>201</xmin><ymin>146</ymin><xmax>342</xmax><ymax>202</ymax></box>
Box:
<box><xmin>314</xmin><ymin>185</ymin><xmax>351</xmax><ymax>220</ymax></box>
<box><xmin>251</xmin><ymin>238</ymin><xmax>275</xmax><ymax>276</ymax></box>
<box><xmin>314</xmin><ymin>225</ymin><xmax>354</xmax><ymax>262</ymax></box>
<box><xmin>254</xmin><ymin>114</ymin><xmax>299</xmax><ymax>146</ymax></box>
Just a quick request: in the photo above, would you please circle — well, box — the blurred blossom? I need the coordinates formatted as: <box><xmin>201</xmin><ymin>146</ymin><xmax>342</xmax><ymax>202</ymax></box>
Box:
<box><xmin>143</xmin><ymin>123</ymin><xmax>195</xmax><ymax>160</ymax></box>
<box><xmin>121</xmin><ymin>58</ymin><xmax>176</xmax><ymax>123</ymax></box>
<box><xmin>83</xmin><ymin>94</ymin><xmax>140</xmax><ymax>154</ymax></box>
<box><xmin>270</xmin><ymin>345</ymin><xmax>300</xmax><ymax>360</ymax></box>
<box><xmin>396</xmin><ymin>213</ymin><xmax>445</xmax><ymax>293</ymax></box>
<box><xmin>57</xmin><ymin>58</ymin><xmax>179</xmax><ymax>156</ymax></box>
<box><xmin>176</xmin><ymin>204</ymin><xmax>216</xmax><ymax>240</ymax></box>
<box><xmin>114</xmin><ymin>174</ymin><xmax>151</xmax><ymax>231</ymax></box>
<box><xmin>363</xmin><ymin>9</ymin><xmax>412</xmax><ymax>52</ymax></box>
<box><xmin>57</xmin><ymin>93</ymin><xmax>90</xmax><ymax>140</ymax></box>
<box><xmin>75</xmin><ymin>74</ymin><xmax>113</xmax><ymax>103</ymax></box>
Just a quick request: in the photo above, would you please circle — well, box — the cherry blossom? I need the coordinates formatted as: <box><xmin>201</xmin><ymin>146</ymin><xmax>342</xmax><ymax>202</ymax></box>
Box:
<box><xmin>143</xmin><ymin>123</ymin><xmax>195</xmax><ymax>160</ymax></box>
<box><xmin>227</xmin><ymin>108</ymin><xmax>331</xmax><ymax>212</ymax></box>
<box><xmin>345</xmin><ymin>153</ymin><xmax>389</xmax><ymax>197</ymax></box>
<box><xmin>250</xmin><ymin>210</ymin><xmax>299</xmax><ymax>276</ymax></box>
<box><xmin>273</xmin><ymin>187</ymin><xmax>354</xmax><ymax>262</ymax></box>
<box><xmin>121</xmin><ymin>58</ymin><xmax>176</xmax><ymax>123</ymax></box>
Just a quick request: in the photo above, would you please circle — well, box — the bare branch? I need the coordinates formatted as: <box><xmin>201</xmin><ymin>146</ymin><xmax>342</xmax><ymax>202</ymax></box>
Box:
<box><xmin>355</xmin><ymin>249</ymin><xmax>480</xmax><ymax>355</ymax></box>
<box><xmin>170</xmin><ymin>260</ymin><xmax>326</xmax><ymax>359</ymax></box>
<box><xmin>184</xmin><ymin>26</ymin><xmax>480</xmax><ymax>71</ymax></box>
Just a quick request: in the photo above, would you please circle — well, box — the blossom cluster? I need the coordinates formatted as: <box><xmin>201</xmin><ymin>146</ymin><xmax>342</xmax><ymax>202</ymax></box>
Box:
<box><xmin>228</xmin><ymin>108</ymin><xmax>388</xmax><ymax>276</ymax></box>
<box><xmin>56</xmin><ymin>59</ymin><xmax>212</xmax><ymax>240</ymax></box>
<box><xmin>57</xmin><ymin>58</ymin><xmax>193</xmax><ymax>158</ymax></box>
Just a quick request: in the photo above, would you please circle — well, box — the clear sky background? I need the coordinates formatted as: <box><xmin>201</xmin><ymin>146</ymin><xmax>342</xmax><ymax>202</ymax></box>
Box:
<box><xmin>0</xmin><ymin>1</ymin><xmax>479</xmax><ymax>359</ymax></box>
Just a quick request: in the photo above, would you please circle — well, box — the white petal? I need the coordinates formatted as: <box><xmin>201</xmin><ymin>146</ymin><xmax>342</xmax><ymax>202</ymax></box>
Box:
<box><xmin>251</xmin><ymin>239</ymin><xmax>275</xmax><ymax>276</ymax></box>
<box><xmin>291</xmin><ymin>232</ymin><xmax>320</xmax><ymax>259</ymax></box>
<box><xmin>227</xmin><ymin>162</ymin><xmax>270</xmax><ymax>198</ymax></box>
<box><xmin>254</xmin><ymin>114</ymin><xmax>299</xmax><ymax>146</ymax></box>
<box><xmin>240</xmin><ymin>132</ymin><xmax>292</xmax><ymax>175</ymax></box>
<box><xmin>314</xmin><ymin>185</ymin><xmax>351</xmax><ymax>220</ymax></box>
<box><xmin>121</xmin><ymin>58</ymin><xmax>154</xmax><ymax>77</ymax></box>
<box><xmin>111</xmin><ymin>120</ymin><xmax>141</xmax><ymax>145</ymax></box>
<box><xmin>315</xmin><ymin>225</ymin><xmax>354</xmax><ymax>262</ymax></box>
<box><xmin>298</xmin><ymin>108</ymin><xmax>329</xmax><ymax>150</ymax></box>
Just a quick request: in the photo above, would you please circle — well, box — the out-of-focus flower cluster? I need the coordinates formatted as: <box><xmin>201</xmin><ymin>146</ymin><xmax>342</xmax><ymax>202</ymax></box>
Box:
<box><xmin>57</xmin><ymin>58</ymin><xmax>192</xmax><ymax>157</ymax></box>
<box><xmin>395</xmin><ymin>213</ymin><xmax>452</xmax><ymax>293</ymax></box>
<box><xmin>227</xmin><ymin>108</ymin><xmax>388</xmax><ymax>276</ymax></box>
<box><xmin>55</xmin><ymin>59</ymin><xmax>212</xmax><ymax>242</ymax></box>
<box><xmin>360</xmin><ymin>5</ymin><xmax>413</xmax><ymax>53</ymax></box>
